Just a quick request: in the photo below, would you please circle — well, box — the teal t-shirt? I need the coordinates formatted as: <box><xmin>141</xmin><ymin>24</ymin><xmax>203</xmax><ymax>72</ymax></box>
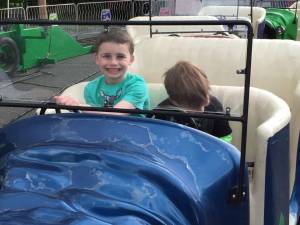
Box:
<box><xmin>84</xmin><ymin>72</ymin><xmax>149</xmax><ymax>112</ymax></box>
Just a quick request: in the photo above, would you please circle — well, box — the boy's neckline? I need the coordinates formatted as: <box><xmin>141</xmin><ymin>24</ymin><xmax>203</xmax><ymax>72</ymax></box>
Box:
<box><xmin>104</xmin><ymin>72</ymin><xmax>128</xmax><ymax>85</ymax></box>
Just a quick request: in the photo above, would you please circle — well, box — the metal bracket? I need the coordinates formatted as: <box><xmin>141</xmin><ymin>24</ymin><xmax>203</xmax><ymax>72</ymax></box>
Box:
<box><xmin>225</xmin><ymin>107</ymin><xmax>231</xmax><ymax>116</ymax></box>
<box><xmin>236</xmin><ymin>69</ymin><xmax>246</xmax><ymax>74</ymax></box>
<box><xmin>247</xmin><ymin>161</ymin><xmax>255</xmax><ymax>183</ymax></box>
<box><xmin>228</xmin><ymin>185</ymin><xmax>247</xmax><ymax>203</ymax></box>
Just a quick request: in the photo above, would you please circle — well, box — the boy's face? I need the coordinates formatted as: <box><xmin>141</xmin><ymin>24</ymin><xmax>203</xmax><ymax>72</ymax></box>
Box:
<box><xmin>95</xmin><ymin>42</ymin><xmax>134</xmax><ymax>84</ymax></box>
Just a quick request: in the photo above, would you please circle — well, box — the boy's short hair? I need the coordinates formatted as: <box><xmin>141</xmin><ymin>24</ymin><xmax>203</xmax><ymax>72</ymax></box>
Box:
<box><xmin>95</xmin><ymin>28</ymin><xmax>134</xmax><ymax>54</ymax></box>
<box><xmin>164</xmin><ymin>61</ymin><xmax>210</xmax><ymax>110</ymax></box>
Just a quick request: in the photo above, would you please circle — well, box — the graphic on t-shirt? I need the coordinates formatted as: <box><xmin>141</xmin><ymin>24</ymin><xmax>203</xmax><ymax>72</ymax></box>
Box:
<box><xmin>100</xmin><ymin>89</ymin><xmax>122</xmax><ymax>107</ymax></box>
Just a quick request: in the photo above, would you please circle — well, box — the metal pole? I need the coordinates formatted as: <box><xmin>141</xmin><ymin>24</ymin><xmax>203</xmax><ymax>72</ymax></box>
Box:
<box><xmin>294</xmin><ymin>0</ymin><xmax>298</xmax><ymax>23</ymax></box>
<box><xmin>131</xmin><ymin>0</ymin><xmax>135</xmax><ymax>19</ymax></box>
<box><xmin>236</xmin><ymin>0</ymin><xmax>240</xmax><ymax>19</ymax></box>
<box><xmin>250</xmin><ymin>0</ymin><xmax>253</xmax><ymax>25</ymax></box>
<box><xmin>149</xmin><ymin>0</ymin><xmax>152</xmax><ymax>38</ymax></box>
<box><xmin>7</xmin><ymin>0</ymin><xmax>10</xmax><ymax>18</ymax></box>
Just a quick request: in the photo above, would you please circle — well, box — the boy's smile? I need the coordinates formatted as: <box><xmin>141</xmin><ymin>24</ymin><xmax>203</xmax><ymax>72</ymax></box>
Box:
<box><xmin>95</xmin><ymin>42</ymin><xmax>134</xmax><ymax>84</ymax></box>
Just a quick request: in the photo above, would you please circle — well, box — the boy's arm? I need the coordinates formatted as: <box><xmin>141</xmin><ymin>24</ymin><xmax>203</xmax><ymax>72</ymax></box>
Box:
<box><xmin>114</xmin><ymin>100</ymin><xmax>135</xmax><ymax>109</ymax></box>
<box><xmin>53</xmin><ymin>96</ymin><xmax>82</xmax><ymax>106</ymax></box>
<box><xmin>92</xmin><ymin>100</ymin><xmax>135</xmax><ymax>116</ymax></box>
<box><xmin>121</xmin><ymin>77</ymin><xmax>148</xmax><ymax>110</ymax></box>
<box><xmin>57</xmin><ymin>99</ymin><xmax>134</xmax><ymax>115</ymax></box>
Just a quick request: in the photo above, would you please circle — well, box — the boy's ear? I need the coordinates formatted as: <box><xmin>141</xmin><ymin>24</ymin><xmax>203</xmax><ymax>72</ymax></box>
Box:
<box><xmin>204</xmin><ymin>95</ymin><xmax>210</xmax><ymax>106</ymax></box>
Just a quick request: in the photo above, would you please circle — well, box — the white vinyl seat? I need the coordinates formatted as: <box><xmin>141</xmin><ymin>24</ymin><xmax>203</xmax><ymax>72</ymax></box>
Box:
<box><xmin>60</xmin><ymin>81</ymin><xmax>88</xmax><ymax>104</ymax></box>
<box><xmin>130</xmin><ymin>37</ymin><xmax>300</xmax><ymax>187</ymax></box>
<box><xmin>146</xmin><ymin>82</ymin><xmax>290</xmax><ymax>225</ymax></box>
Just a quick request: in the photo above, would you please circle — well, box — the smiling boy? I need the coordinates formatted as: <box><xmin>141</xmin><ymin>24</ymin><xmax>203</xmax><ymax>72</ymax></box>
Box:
<box><xmin>54</xmin><ymin>28</ymin><xmax>149</xmax><ymax>115</ymax></box>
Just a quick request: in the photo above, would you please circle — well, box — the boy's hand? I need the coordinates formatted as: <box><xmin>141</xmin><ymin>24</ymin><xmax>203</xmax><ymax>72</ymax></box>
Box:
<box><xmin>53</xmin><ymin>96</ymin><xmax>81</xmax><ymax>106</ymax></box>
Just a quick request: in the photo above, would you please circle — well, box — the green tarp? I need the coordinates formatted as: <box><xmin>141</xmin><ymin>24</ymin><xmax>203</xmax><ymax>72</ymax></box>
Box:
<box><xmin>265</xmin><ymin>8</ymin><xmax>298</xmax><ymax>40</ymax></box>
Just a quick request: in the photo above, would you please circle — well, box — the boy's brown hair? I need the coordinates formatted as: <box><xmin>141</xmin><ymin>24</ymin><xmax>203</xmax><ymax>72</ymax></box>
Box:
<box><xmin>95</xmin><ymin>28</ymin><xmax>134</xmax><ymax>54</ymax></box>
<box><xmin>164</xmin><ymin>61</ymin><xmax>210</xmax><ymax>110</ymax></box>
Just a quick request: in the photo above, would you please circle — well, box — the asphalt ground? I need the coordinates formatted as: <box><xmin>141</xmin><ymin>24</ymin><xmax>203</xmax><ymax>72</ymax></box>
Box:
<box><xmin>0</xmin><ymin>53</ymin><xmax>99</xmax><ymax>127</ymax></box>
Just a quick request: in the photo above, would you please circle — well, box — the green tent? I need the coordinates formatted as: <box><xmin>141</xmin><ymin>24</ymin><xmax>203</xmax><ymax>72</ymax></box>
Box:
<box><xmin>265</xmin><ymin>8</ymin><xmax>298</xmax><ymax>40</ymax></box>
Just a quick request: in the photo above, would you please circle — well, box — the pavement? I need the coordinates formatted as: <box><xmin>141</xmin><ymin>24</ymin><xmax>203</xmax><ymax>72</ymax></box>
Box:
<box><xmin>0</xmin><ymin>53</ymin><xmax>99</xmax><ymax>127</ymax></box>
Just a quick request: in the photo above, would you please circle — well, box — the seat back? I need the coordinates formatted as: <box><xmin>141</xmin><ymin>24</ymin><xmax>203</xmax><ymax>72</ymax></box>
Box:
<box><xmin>212</xmin><ymin>85</ymin><xmax>290</xmax><ymax>225</ymax></box>
<box><xmin>127</xmin><ymin>16</ymin><xmax>225</xmax><ymax>43</ymax></box>
<box><xmin>61</xmin><ymin>81</ymin><xmax>88</xmax><ymax>104</ymax></box>
<box><xmin>198</xmin><ymin>6</ymin><xmax>266</xmax><ymax>38</ymax></box>
<box><xmin>147</xmin><ymin>83</ymin><xmax>168</xmax><ymax>109</ymax></box>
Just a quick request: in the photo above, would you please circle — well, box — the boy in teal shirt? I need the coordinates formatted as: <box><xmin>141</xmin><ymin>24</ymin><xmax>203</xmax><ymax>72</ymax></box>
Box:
<box><xmin>84</xmin><ymin>72</ymin><xmax>148</xmax><ymax>111</ymax></box>
<box><xmin>54</xmin><ymin>28</ymin><xmax>149</xmax><ymax>115</ymax></box>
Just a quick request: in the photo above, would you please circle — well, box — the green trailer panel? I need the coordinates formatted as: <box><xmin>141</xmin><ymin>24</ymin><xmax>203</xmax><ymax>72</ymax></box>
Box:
<box><xmin>0</xmin><ymin>24</ymin><xmax>93</xmax><ymax>72</ymax></box>
<box><xmin>265</xmin><ymin>8</ymin><xmax>298</xmax><ymax>40</ymax></box>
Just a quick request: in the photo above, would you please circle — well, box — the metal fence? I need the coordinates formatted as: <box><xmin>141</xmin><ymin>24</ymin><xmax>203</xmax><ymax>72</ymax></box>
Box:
<box><xmin>0</xmin><ymin>0</ymin><xmax>174</xmax><ymax>41</ymax></box>
<box><xmin>255</xmin><ymin>0</ymin><xmax>296</xmax><ymax>8</ymax></box>
<box><xmin>25</xmin><ymin>1</ymin><xmax>173</xmax><ymax>38</ymax></box>
<box><xmin>0</xmin><ymin>0</ymin><xmax>176</xmax><ymax>22</ymax></box>
<box><xmin>1</xmin><ymin>0</ymin><xmax>296</xmax><ymax>22</ymax></box>
<box><xmin>75</xmin><ymin>0</ymin><xmax>175</xmax><ymax>36</ymax></box>
<box><xmin>0</xmin><ymin>7</ymin><xmax>26</xmax><ymax>20</ymax></box>
<box><xmin>26</xmin><ymin>4</ymin><xmax>77</xmax><ymax>36</ymax></box>
<box><xmin>78</xmin><ymin>1</ymin><xmax>133</xmax><ymax>21</ymax></box>
<box><xmin>150</xmin><ymin>0</ymin><xmax>176</xmax><ymax>15</ymax></box>
<box><xmin>26</xmin><ymin>3</ymin><xmax>77</xmax><ymax>20</ymax></box>
<box><xmin>77</xmin><ymin>0</ymin><xmax>175</xmax><ymax>21</ymax></box>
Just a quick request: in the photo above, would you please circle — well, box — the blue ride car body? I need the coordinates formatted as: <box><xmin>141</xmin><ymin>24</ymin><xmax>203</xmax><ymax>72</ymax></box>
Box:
<box><xmin>0</xmin><ymin>113</ymin><xmax>249</xmax><ymax>225</ymax></box>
